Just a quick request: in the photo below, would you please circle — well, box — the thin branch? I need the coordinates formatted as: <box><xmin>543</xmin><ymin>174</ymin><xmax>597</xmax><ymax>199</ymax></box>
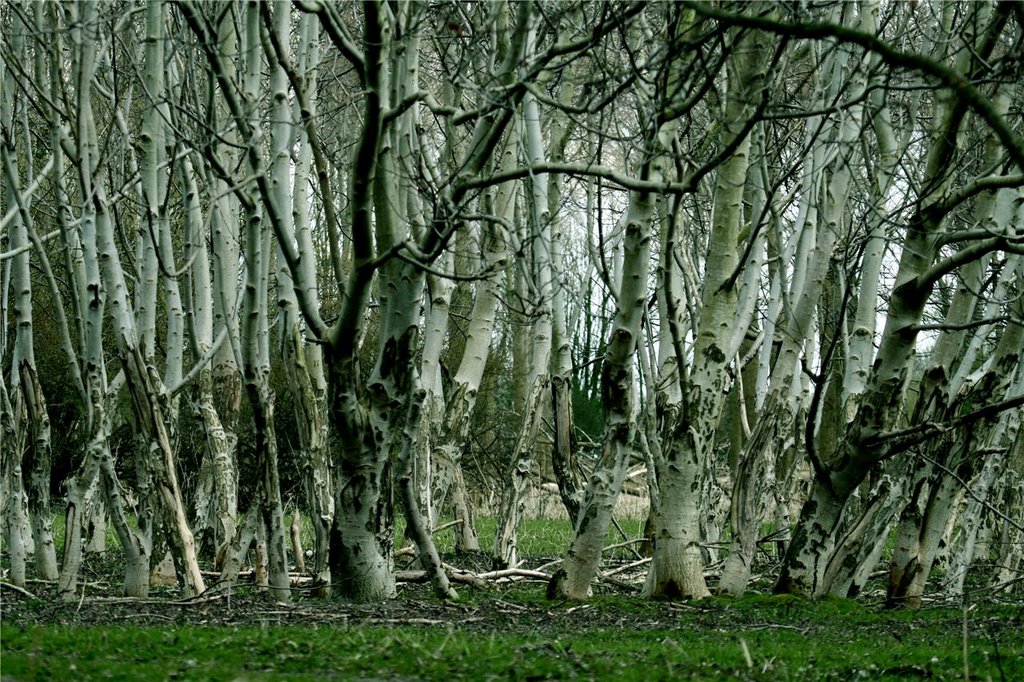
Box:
<box><xmin>918</xmin><ymin>237</ymin><xmax>1011</xmax><ymax>291</ymax></box>
<box><xmin>934</xmin><ymin>173</ymin><xmax>1024</xmax><ymax>215</ymax></box>
<box><xmin>910</xmin><ymin>315</ymin><xmax>1013</xmax><ymax>333</ymax></box>
<box><xmin>296</xmin><ymin>0</ymin><xmax>365</xmax><ymax>82</ymax></box>
<box><xmin>863</xmin><ymin>393</ymin><xmax>1024</xmax><ymax>452</ymax></box>
<box><xmin>460</xmin><ymin>161</ymin><xmax>691</xmax><ymax>194</ymax></box>
<box><xmin>0</xmin><ymin>151</ymin><xmax>56</xmax><ymax>232</ymax></box>
<box><xmin>0</xmin><ymin>582</ymin><xmax>37</xmax><ymax>599</ymax></box>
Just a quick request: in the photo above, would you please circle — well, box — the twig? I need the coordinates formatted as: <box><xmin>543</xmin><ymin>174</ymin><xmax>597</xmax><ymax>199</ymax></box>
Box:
<box><xmin>115</xmin><ymin>613</ymin><xmax>175</xmax><ymax>622</ymax></box>
<box><xmin>919</xmin><ymin>452</ymin><xmax>1024</xmax><ymax>534</ymax></box>
<box><xmin>603</xmin><ymin>538</ymin><xmax>646</xmax><ymax>553</ymax></box>
<box><xmin>369</xmin><ymin>618</ymin><xmax>446</xmax><ymax>626</ymax></box>
<box><xmin>610</xmin><ymin>518</ymin><xmax>644</xmax><ymax>560</ymax></box>
<box><xmin>740</xmin><ymin>639</ymin><xmax>754</xmax><ymax>669</ymax></box>
<box><xmin>962</xmin><ymin>602</ymin><xmax>970</xmax><ymax>682</ymax></box>
<box><xmin>743</xmin><ymin>623</ymin><xmax>809</xmax><ymax>633</ymax></box>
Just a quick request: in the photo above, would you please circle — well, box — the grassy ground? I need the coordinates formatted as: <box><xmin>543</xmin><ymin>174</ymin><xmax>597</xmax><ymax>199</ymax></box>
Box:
<box><xmin>3</xmin><ymin>515</ymin><xmax>1022</xmax><ymax>681</ymax></box>
<box><xmin>3</xmin><ymin>589</ymin><xmax>1021</xmax><ymax>681</ymax></box>
<box><xmin>423</xmin><ymin>515</ymin><xmax>647</xmax><ymax>559</ymax></box>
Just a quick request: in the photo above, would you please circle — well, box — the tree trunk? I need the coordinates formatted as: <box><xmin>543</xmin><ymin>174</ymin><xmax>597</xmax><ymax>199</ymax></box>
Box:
<box><xmin>775</xmin><ymin>2</ymin><xmax>1014</xmax><ymax>595</ymax></box>
<box><xmin>19</xmin><ymin>364</ymin><xmax>58</xmax><ymax>579</ymax></box>
<box><xmin>822</xmin><ymin>457</ymin><xmax>913</xmax><ymax>598</ymax></box>
<box><xmin>773</xmin><ymin>476</ymin><xmax>849</xmax><ymax>597</ymax></box>
<box><xmin>556</xmin><ymin>175</ymin><xmax>655</xmax><ymax>599</ymax></box>
<box><xmin>0</xmin><ymin>21</ymin><xmax>60</xmax><ymax>581</ymax></box>
<box><xmin>1</xmin><ymin>379</ymin><xmax>30</xmax><ymax>588</ymax></box>
<box><xmin>493</xmin><ymin>379</ymin><xmax>546</xmax><ymax>569</ymax></box>
<box><xmin>493</xmin><ymin>76</ymin><xmax>555</xmax><ymax>568</ymax></box>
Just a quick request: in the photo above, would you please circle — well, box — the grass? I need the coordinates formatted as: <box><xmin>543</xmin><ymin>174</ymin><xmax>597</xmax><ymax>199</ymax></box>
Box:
<box><xmin>3</xmin><ymin>593</ymin><xmax>1022</xmax><ymax>681</ymax></box>
<box><xmin>4</xmin><ymin>515</ymin><xmax>1022</xmax><ymax>681</ymax></box>
<box><xmin>422</xmin><ymin>515</ymin><xmax>646</xmax><ymax>560</ymax></box>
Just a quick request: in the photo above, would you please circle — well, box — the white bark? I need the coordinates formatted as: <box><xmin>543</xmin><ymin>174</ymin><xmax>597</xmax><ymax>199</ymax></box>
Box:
<box><xmin>493</xmin><ymin>67</ymin><xmax>554</xmax><ymax>568</ymax></box>
<box><xmin>647</xmin><ymin>26</ymin><xmax>769</xmax><ymax>600</ymax></box>
<box><xmin>236</xmin><ymin>0</ymin><xmax>289</xmax><ymax>602</ymax></box>
<box><xmin>0</xmin><ymin>376</ymin><xmax>30</xmax><ymax>587</ymax></box>
<box><xmin>0</xmin><ymin>38</ymin><xmax>59</xmax><ymax>579</ymax></box>
<box><xmin>85</xmin><ymin>0</ymin><xmax>203</xmax><ymax>596</ymax></box>
<box><xmin>720</xmin><ymin>11</ymin><xmax>872</xmax><ymax>595</ymax></box>
<box><xmin>776</xmin><ymin>2</ymin><xmax>1015</xmax><ymax>596</ymax></box>
<box><xmin>180</xmin><ymin>154</ymin><xmax>238</xmax><ymax>559</ymax></box>
<box><xmin>428</xmin><ymin>123</ymin><xmax>517</xmax><ymax>548</ymax></box>
<box><xmin>887</xmin><ymin>253</ymin><xmax>1024</xmax><ymax>607</ymax></box>
<box><xmin>557</xmin><ymin>167</ymin><xmax>657</xmax><ymax>599</ymax></box>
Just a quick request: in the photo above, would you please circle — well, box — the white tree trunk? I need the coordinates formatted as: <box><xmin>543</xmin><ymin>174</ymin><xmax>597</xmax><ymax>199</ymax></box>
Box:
<box><xmin>557</xmin><ymin>176</ymin><xmax>656</xmax><ymax>598</ymax></box>
<box><xmin>0</xmin><ymin>126</ymin><xmax>60</xmax><ymax>581</ymax></box>
<box><xmin>493</xmin><ymin>75</ymin><xmax>553</xmax><ymax>568</ymax></box>
<box><xmin>647</xmin><ymin>27</ymin><xmax>768</xmax><ymax>600</ymax></box>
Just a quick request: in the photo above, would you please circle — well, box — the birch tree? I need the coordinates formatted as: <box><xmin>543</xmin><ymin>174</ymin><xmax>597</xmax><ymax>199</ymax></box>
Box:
<box><xmin>737</xmin><ymin>2</ymin><xmax>1024</xmax><ymax>598</ymax></box>
<box><xmin>720</xmin><ymin>0</ymin><xmax>879</xmax><ymax>596</ymax></box>
<box><xmin>644</xmin><ymin>23</ymin><xmax>772</xmax><ymax>600</ymax></box>
<box><xmin>1</xmin><ymin>1</ymin><xmax>59</xmax><ymax>583</ymax></box>
<box><xmin>178</xmin><ymin>0</ymin><xmax>570</xmax><ymax>601</ymax></box>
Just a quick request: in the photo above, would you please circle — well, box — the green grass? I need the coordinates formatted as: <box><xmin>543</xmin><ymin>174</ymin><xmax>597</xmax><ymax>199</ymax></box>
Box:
<box><xmin>3</xmin><ymin>596</ymin><xmax>1021</xmax><ymax>681</ymax></box>
<box><xmin>424</xmin><ymin>516</ymin><xmax>645</xmax><ymax>560</ymax></box>
<box><xmin>7</xmin><ymin>515</ymin><xmax>1020</xmax><ymax>681</ymax></box>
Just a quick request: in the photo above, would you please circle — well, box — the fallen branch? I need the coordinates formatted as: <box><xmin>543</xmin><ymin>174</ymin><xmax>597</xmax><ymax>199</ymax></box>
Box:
<box><xmin>603</xmin><ymin>557</ymin><xmax>651</xmax><ymax>577</ymax></box>
<box><xmin>433</xmin><ymin>519</ymin><xmax>465</xmax><ymax>534</ymax></box>
<box><xmin>476</xmin><ymin>568</ymin><xmax>552</xmax><ymax>581</ymax></box>
<box><xmin>396</xmin><ymin>565</ymin><xmax>553</xmax><ymax>589</ymax></box>
<box><xmin>0</xmin><ymin>581</ymin><xmax>37</xmax><ymax>599</ymax></box>
<box><xmin>596</xmin><ymin>572</ymin><xmax>642</xmax><ymax>592</ymax></box>
<box><xmin>369</xmin><ymin>617</ymin><xmax>446</xmax><ymax>626</ymax></box>
<box><xmin>603</xmin><ymin>538</ymin><xmax>647</xmax><ymax>553</ymax></box>
<box><xmin>534</xmin><ymin>558</ymin><xmax>563</xmax><ymax>573</ymax></box>
<box><xmin>72</xmin><ymin>594</ymin><xmax>227</xmax><ymax>606</ymax></box>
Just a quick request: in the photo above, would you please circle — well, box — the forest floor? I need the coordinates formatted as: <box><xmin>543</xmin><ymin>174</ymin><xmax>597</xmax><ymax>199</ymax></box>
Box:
<box><xmin>2</xmin><ymin>521</ymin><xmax>1023</xmax><ymax>680</ymax></box>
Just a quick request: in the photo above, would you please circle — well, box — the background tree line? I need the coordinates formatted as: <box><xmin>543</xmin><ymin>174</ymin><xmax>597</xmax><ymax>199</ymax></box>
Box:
<box><xmin>1</xmin><ymin>0</ymin><xmax>1022</xmax><ymax>607</ymax></box>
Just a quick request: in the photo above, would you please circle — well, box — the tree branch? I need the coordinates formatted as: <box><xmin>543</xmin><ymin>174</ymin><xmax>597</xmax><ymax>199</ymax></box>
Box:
<box><xmin>863</xmin><ymin>393</ymin><xmax>1024</xmax><ymax>453</ymax></box>
<box><xmin>684</xmin><ymin>1</ymin><xmax>1024</xmax><ymax>171</ymax></box>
